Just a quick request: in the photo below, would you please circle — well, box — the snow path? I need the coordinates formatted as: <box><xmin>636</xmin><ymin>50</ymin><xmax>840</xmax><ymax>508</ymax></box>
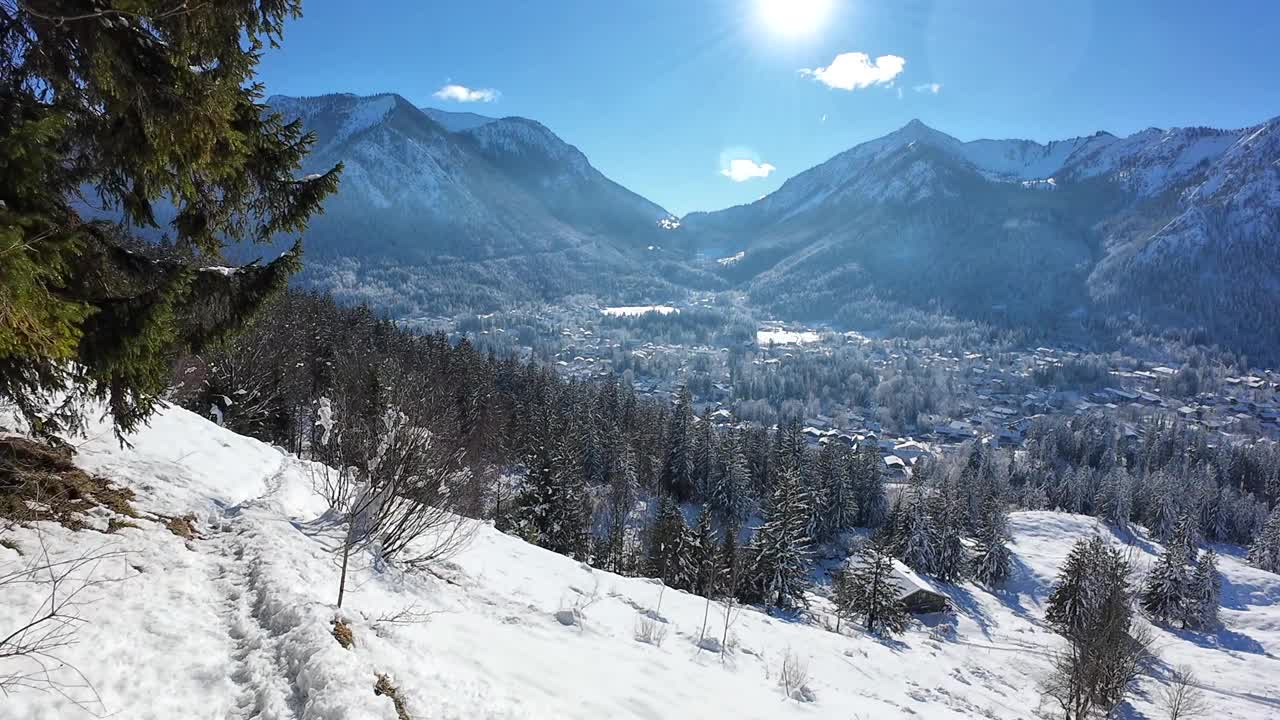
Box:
<box><xmin>214</xmin><ymin>458</ymin><xmax>304</xmax><ymax>720</ymax></box>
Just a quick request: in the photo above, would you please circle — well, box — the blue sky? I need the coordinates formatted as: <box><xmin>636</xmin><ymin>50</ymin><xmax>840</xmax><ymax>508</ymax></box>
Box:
<box><xmin>257</xmin><ymin>0</ymin><xmax>1280</xmax><ymax>216</ymax></box>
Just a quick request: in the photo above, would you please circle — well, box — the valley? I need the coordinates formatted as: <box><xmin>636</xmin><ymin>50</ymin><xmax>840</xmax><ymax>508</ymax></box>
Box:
<box><xmin>4</xmin><ymin>5</ymin><xmax>1280</xmax><ymax>719</ymax></box>
<box><xmin>270</xmin><ymin>91</ymin><xmax>1280</xmax><ymax>364</ymax></box>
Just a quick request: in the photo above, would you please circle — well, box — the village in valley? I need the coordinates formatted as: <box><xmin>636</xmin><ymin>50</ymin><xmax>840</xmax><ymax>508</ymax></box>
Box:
<box><xmin>441</xmin><ymin>299</ymin><xmax>1280</xmax><ymax>484</ymax></box>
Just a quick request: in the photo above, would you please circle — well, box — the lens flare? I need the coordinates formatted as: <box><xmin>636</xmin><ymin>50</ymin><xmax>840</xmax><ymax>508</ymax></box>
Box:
<box><xmin>757</xmin><ymin>0</ymin><xmax>832</xmax><ymax>37</ymax></box>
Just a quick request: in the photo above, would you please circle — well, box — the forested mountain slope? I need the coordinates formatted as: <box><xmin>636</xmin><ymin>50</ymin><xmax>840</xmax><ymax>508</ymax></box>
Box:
<box><xmin>677</xmin><ymin>117</ymin><xmax>1280</xmax><ymax>358</ymax></box>
<box><xmin>266</xmin><ymin>93</ymin><xmax>685</xmax><ymax>316</ymax></box>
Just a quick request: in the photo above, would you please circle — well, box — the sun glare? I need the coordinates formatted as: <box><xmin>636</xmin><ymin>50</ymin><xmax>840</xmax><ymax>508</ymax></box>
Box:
<box><xmin>757</xmin><ymin>0</ymin><xmax>832</xmax><ymax>37</ymax></box>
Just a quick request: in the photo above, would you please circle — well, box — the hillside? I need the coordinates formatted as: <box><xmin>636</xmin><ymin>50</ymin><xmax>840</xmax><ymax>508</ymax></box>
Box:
<box><xmin>3</xmin><ymin>406</ymin><xmax>1279</xmax><ymax>719</ymax></box>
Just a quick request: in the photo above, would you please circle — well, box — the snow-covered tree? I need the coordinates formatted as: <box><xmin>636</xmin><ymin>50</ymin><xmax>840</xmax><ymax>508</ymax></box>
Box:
<box><xmin>1047</xmin><ymin>536</ymin><xmax>1106</xmax><ymax>635</ymax></box>
<box><xmin>660</xmin><ymin>386</ymin><xmax>695</xmax><ymax>501</ymax></box>
<box><xmin>1141</xmin><ymin>535</ymin><xmax>1191</xmax><ymax>626</ymax></box>
<box><xmin>648</xmin><ymin>496</ymin><xmax>693</xmax><ymax>590</ymax></box>
<box><xmin>1185</xmin><ymin>549</ymin><xmax>1220</xmax><ymax>630</ymax></box>
<box><xmin>972</xmin><ymin>497</ymin><xmax>1012</xmax><ymax>586</ymax></box>
<box><xmin>899</xmin><ymin>467</ymin><xmax>936</xmax><ymax>575</ymax></box>
<box><xmin>1098</xmin><ymin>466</ymin><xmax>1133</xmax><ymax>530</ymax></box>
<box><xmin>748</xmin><ymin>465</ymin><xmax>812</xmax><ymax>609</ymax></box>
<box><xmin>845</xmin><ymin>542</ymin><xmax>909</xmax><ymax>636</ymax></box>
<box><xmin>692</xmin><ymin>409</ymin><xmax>716</xmax><ymax>498</ymax></box>
<box><xmin>932</xmin><ymin>476</ymin><xmax>969</xmax><ymax>583</ymax></box>
<box><xmin>691</xmin><ymin>506</ymin><xmax>720</xmax><ymax>596</ymax></box>
<box><xmin>853</xmin><ymin>442</ymin><xmax>888</xmax><ymax>528</ymax></box>
<box><xmin>1248</xmin><ymin>507</ymin><xmax>1280</xmax><ymax>574</ymax></box>
<box><xmin>711</xmin><ymin>429</ymin><xmax>753</xmax><ymax>522</ymax></box>
<box><xmin>599</xmin><ymin>444</ymin><xmax>639</xmax><ymax>573</ymax></box>
<box><xmin>813</xmin><ymin>443</ymin><xmax>857</xmax><ymax>542</ymax></box>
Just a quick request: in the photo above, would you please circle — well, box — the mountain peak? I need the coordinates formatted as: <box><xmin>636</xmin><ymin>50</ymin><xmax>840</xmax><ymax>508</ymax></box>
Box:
<box><xmin>886</xmin><ymin>118</ymin><xmax>959</xmax><ymax>147</ymax></box>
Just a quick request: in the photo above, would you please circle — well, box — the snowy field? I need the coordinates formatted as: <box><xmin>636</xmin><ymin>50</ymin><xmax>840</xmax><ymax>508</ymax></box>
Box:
<box><xmin>757</xmin><ymin>328</ymin><xmax>822</xmax><ymax>345</ymax></box>
<box><xmin>3</xmin><ymin>406</ymin><xmax>1280</xmax><ymax>719</ymax></box>
<box><xmin>601</xmin><ymin>305</ymin><xmax>679</xmax><ymax>318</ymax></box>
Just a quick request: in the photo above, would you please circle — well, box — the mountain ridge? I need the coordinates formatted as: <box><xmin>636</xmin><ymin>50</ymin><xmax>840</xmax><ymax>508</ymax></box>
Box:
<box><xmin>676</xmin><ymin>113</ymin><xmax>1280</xmax><ymax>359</ymax></box>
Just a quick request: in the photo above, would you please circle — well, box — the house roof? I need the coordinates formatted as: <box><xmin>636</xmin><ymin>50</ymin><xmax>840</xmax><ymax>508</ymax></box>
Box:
<box><xmin>846</xmin><ymin>556</ymin><xmax>947</xmax><ymax>602</ymax></box>
<box><xmin>889</xmin><ymin>559</ymin><xmax>945</xmax><ymax>600</ymax></box>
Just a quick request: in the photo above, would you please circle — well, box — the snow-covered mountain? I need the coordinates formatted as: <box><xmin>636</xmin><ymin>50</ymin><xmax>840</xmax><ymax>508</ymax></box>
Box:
<box><xmin>679</xmin><ymin>116</ymin><xmax>1280</xmax><ymax>357</ymax></box>
<box><xmin>420</xmin><ymin>106</ymin><xmax>496</xmax><ymax>133</ymax></box>
<box><xmin>4</xmin><ymin>405</ymin><xmax>1280</xmax><ymax>719</ymax></box>
<box><xmin>264</xmin><ymin>93</ymin><xmax>675</xmax><ymax>313</ymax></box>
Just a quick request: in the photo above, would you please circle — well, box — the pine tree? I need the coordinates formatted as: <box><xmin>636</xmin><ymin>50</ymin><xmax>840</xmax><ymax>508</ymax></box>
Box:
<box><xmin>1146</xmin><ymin>471</ymin><xmax>1181</xmax><ymax>541</ymax></box>
<box><xmin>691</xmin><ymin>506</ymin><xmax>720</xmax><ymax>596</ymax></box>
<box><xmin>1185</xmin><ymin>549</ymin><xmax>1220</xmax><ymax>630</ymax></box>
<box><xmin>846</xmin><ymin>542</ymin><xmax>909</xmax><ymax>636</ymax></box>
<box><xmin>1046</xmin><ymin>536</ymin><xmax>1105</xmax><ymax>636</ymax></box>
<box><xmin>710</xmin><ymin>429</ymin><xmax>752</xmax><ymax>522</ymax></box>
<box><xmin>692</xmin><ymin>409</ymin><xmax>716</xmax><ymax>498</ymax></box>
<box><xmin>1248</xmin><ymin>507</ymin><xmax>1280</xmax><ymax>574</ymax></box>
<box><xmin>973</xmin><ymin>497</ymin><xmax>1012</xmax><ymax>586</ymax></box>
<box><xmin>1141</xmin><ymin>535</ymin><xmax>1191</xmax><ymax>626</ymax></box>
<box><xmin>814</xmin><ymin>443</ymin><xmax>857</xmax><ymax>542</ymax></box>
<box><xmin>854</xmin><ymin>442</ymin><xmax>888</xmax><ymax>528</ymax></box>
<box><xmin>899</xmin><ymin>467</ymin><xmax>936</xmax><ymax>574</ymax></box>
<box><xmin>932</xmin><ymin>476</ymin><xmax>969</xmax><ymax>583</ymax></box>
<box><xmin>748</xmin><ymin>465</ymin><xmax>812</xmax><ymax>609</ymax></box>
<box><xmin>1099</xmin><ymin>467</ymin><xmax>1133</xmax><ymax>530</ymax></box>
<box><xmin>648</xmin><ymin>496</ymin><xmax>694</xmax><ymax>589</ymax></box>
<box><xmin>660</xmin><ymin>387</ymin><xmax>695</xmax><ymax>501</ymax></box>
<box><xmin>544</xmin><ymin>415</ymin><xmax>591</xmax><ymax>560</ymax></box>
<box><xmin>0</xmin><ymin>1</ymin><xmax>340</xmax><ymax>438</ymax></box>
<box><xmin>720</xmin><ymin>516</ymin><xmax>741</xmax><ymax>599</ymax></box>
<box><xmin>600</xmin><ymin>443</ymin><xmax>639</xmax><ymax>573</ymax></box>
<box><xmin>879</xmin><ymin>495</ymin><xmax>907</xmax><ymax>552</ymax></box>
<box><xmin>830</xmin><ymin>566</ymin><xmax>858</xmax><ymax>633</ymax></box>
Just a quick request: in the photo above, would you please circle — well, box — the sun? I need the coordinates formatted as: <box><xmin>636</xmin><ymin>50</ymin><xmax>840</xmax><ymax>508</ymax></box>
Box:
<box><xmin>757</xmin><ymin>0</ymin><xmax>832</xmax><ymax>37</ymax></box>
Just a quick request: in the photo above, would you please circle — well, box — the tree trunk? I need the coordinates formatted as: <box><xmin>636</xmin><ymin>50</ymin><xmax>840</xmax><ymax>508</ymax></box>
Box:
<box><xmin>337</xmin><ymin>516</ymin><xmax>355</xmax><ymax>608</ymax></box>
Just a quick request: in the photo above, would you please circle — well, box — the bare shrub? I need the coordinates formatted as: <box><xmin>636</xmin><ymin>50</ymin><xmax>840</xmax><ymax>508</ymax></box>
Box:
<box><xmin>311</xmin><ymin>355</ymin><xmax>485</xmax><ymax>607</ymax></box>
<box><xmin>1159</xmin><ymin>665</ymin><xmax>1209</xmax><ymax>720</ymax></box>
<box><xmin>634</xmin><ymin>613</ymin><xmax>668</xmax><ymax>647</ymax></box>
<box><xmin>778</xmin><ymin>648</ymin><xmax>814</xmax><ymax>702</ymax></box>
<box><xmin>0</xmin><ymin>525</ymin><xmax>129</xmax><ymax>709</ymax></box>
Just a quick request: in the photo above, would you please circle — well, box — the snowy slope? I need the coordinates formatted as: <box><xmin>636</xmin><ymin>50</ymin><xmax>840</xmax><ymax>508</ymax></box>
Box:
<box><xmin>3</xmin><ymin>406</ymin><xmax>1280</xmax><ymax>719</ymax></box>
<box><xmin>420</xmin><ymin>107</ymin><xmax>497</xmax><ymax>133</ymax></box>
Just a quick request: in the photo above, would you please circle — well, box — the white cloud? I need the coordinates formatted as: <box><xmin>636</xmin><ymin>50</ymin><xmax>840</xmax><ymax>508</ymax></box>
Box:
<box><xmin>914</xmin><ymin>82</ymin><xmax>943</xmax><ymax>94</ymax></box>
<box><xmin>720</xmin><ymin>158</ymin><xmax>776</xmax><ymax>182</ymax></box>
<box><xmin>433</xmin><ymin>83</ymin><xmax>500</xmax><ymax>103</ymax></box>
<box><xmin>801</xmin><ymin>52</ymin><xmax>905</xmax><ymax>91</ymax></box>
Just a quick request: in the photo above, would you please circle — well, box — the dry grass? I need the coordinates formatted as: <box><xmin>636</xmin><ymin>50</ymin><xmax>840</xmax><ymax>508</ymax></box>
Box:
<box><xmin>106</xmin><ymin>517</ymin><xmax>140</xmax><ymax>534</ymax></box>
<box><xmin>163</xmin><ymin>514</ymin><xmax>198</xmax><ymax>540</ymax></box>
<box><xmin>332</xmin><ymin>619</ymin><xmax>354</xmax><ymax>649</ymax></box>
<box><xmin>374</xmin><ymin>673</ymin><xmax>411</xmax><ymax>720</ymax></box>
<box><xmin>0</xmin><ymin>437</ymin><xmax>136</xmax><ymax>530</ymax></box>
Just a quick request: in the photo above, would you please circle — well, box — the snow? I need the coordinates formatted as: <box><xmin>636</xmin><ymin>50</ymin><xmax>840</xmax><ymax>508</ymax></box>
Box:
<box><xmin>4</xmin><ymin>407</ymin><xmax>1280</xmax><ymax>719</ymax></box>
<box><xmin>757</xmin><ymin>328</ymin><xmax>821</xmax><ymax>345</ymax></box>
<box><xmin>601</xmin><ymin>305</ymin><xmax>678</xmax><ymax>317</ymax></box>
<box><xmin>420</xmin><ymin>107</ymin><xmax>497</xmax><ymax>133</ymax></box>
<box><xmin>717</xmin><ymin>251</ymin><xmax>746</xmax><ymax>266</ymax></box>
